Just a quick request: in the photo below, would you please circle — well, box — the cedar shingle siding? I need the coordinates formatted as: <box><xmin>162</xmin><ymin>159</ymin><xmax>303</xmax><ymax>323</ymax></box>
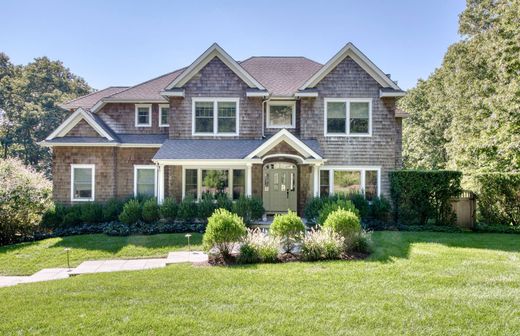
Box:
<box><xmin>50</xmin><ymin>45</ymin><xmax>404</xmax><ymax>212</ymax></box>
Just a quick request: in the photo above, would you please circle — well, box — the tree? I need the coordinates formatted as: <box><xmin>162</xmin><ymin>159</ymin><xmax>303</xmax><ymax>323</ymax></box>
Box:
<box><xmin>399</xmin><ymin>0</ymin><xmax>520</xmax><ymax>187</ymax></box>
<box><xmin>0</xmin><ymin>54</ymin><xmax>92</xmax><ymax>175</ymax></box>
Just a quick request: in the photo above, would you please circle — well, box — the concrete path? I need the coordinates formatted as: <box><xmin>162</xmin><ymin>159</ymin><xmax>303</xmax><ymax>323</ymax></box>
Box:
<box><xmin>0</xmin><ymin>251</ymin><xmax>208</xmax><ymax>288</ymax></box>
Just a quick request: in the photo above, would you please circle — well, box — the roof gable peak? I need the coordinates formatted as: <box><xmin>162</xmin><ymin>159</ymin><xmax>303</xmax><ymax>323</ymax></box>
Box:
<box><xmin>164</xmin><ymin>43</ymin><xmax>265</xmax><ymax>90</ymax></box>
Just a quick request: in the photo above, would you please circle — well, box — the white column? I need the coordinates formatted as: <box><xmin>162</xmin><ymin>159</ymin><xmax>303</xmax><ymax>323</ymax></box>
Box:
<box><xmin>312</xmin><ymin>164</ymin><xmax>320</xmax><ymax>197</ymax></box>
<box><xmin>157</xmin><ymin>164</ymin><xmax>165</xmax><ymax>204</ymax></box>
<box><xmin>245</xmin><ymin>163</ymin><xmax>253</xmax><ymax>197</ymax></box>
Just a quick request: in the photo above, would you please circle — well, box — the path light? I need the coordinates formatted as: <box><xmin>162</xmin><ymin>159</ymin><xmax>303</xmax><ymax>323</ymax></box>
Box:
<box><xmin>185</xmin><ymin>234</ymin><xmax>192</xmax><ymax>261</ymax></box>
<box><xmin>64</xmin><ymin>248</ymin><xmax>71</xmax><ymax>269</ymax></box>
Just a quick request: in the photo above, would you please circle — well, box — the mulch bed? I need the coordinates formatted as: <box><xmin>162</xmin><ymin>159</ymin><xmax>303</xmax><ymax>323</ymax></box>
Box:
<box><xmin>208</xmin><ymin>252</ymin><xmax>369</xmax><ymax>266</ymax></box>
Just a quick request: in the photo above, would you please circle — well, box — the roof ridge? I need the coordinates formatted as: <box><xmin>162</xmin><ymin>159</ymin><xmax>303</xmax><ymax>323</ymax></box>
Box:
<box><xmin>61</xmin><ymin>86</ymin><xmax>128</xmax><ymax>105</ymax></box>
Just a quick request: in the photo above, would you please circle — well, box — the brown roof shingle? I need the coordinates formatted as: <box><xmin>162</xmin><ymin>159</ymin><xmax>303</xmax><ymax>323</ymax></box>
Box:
<box><xmin>59</xmin><ymin>86</ymin><xmax>128</xmax><ymax>110</ymax></box>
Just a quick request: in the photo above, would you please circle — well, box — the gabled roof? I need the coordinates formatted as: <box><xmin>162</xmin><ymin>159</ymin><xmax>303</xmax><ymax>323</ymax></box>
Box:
<box><xmin>246</xmin><ymin>129</ymin><xmax>323</xmax><ymax>160</ymax></box>
<box><xmin>240</xmin><ymin>57</ymin><xmax>322</xmax><ymax>97</ymax></box>
<box><xmin>45</xmin><ymin>108</ymin><xmax>116</xmax><ymax>141</ymax></box>
<box><xmin>58</xmin><ymin>87</ymin><xmax>128</xmax><ymax>110</ymax></box>
<box><xmin>164</xmin><ymin>43</ymin><xmax>265</xmax><ymax>91</ymax></box>
<box><xmin>299</xmin><ymin>42</ymin><xmax>401</xmax><ymax>91</ymax></box>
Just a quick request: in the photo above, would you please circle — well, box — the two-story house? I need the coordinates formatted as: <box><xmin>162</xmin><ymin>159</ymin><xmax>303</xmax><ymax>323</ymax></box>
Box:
<box><xmin>41</xmin><ymin>43</ymin><xmax>406</xmax><ymax>215</ymax></box>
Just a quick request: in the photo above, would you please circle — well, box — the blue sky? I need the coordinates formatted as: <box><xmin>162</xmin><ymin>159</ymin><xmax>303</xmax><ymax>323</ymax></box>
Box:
<box><xmin>1</xmin><ymin>0</ymin><xmax>466</xmax><ymax>90</ymax></box>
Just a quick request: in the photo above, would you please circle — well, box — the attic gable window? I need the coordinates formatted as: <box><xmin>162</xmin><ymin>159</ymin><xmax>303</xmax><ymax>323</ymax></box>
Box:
<box><xmin>267</xmin><ymin>101</ymin><xmax>296</xmax><ymax>128</ymax></box>
<box><xmin>135</xmin><ymin>104</ymin><xmax>152</xmax><ymax>127</ymax></box>
<box><xmin>325</xmin><ymin>98</ymin><xmax>372</xmax><ymax>136</ymax></box>
<box><xmin>192</xmin><ymin>98</ymin><xmax>239</xmax><ymax>136</ymax></box>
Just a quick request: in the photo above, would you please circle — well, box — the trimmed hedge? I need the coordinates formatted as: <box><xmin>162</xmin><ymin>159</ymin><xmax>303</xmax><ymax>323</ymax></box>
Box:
<box><xmin>390</xmin><ymin>170</ymin><xmax>462</xmax><ymax>226</ymax></box>
<box><xmin>475</xmin><ymin>173</ymin><xmax>520</xmax><ymax>226</ymax></box>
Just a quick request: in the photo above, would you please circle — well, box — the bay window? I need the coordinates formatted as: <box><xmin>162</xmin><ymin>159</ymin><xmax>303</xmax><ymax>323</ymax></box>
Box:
<box><xmin>325</xmin><ymin>99</ymin><xmax>371</xmax><ymax>136</ymax></box>
<box><xmin>193</xmin><ymin>98</ymin><xmax>239</xmax><ymax>135</ymax></box>
<box><xmin>319</xmin><ymin>167</ymin><xmax>380</xmax><ymax>199</ymax></box>
<box><xmin>184</xmin><ymin>168</ymin><xmax>246</xmax><ymax>200</ymax></box>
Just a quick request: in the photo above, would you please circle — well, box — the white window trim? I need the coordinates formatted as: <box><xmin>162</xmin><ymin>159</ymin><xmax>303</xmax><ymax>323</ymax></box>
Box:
<box><xmin>159</xmin><ymin>104</ymin><xmax>170</xmax><ymax>127</ymax></box>
<box><xmin>266</xmin><ymin>100</ymin><xmax>296</xmax><ymax>129</ymax></box>
<box><xmin>319</xmin><ymin>166</ymin><xmax>381</xmax><ymax>198</ymax></box>
<box><xmin>70</xmin><ymin>164</ymin><xmax>95</xmax><ymax>202</ymax></box>
<box><xmin>135</xmin><ymin>104</ymin><xmax>152</xmax><ymax>127</ymax></box>
<box><xmin>182</xmin><ymin>166</ymin><xmax>246</xmax><ymax>200</ymax></box>
<box><xmin>192</xmin><ymin>97</ymin><xmax>240</xmax><ymax>136</ymax></box>
<box><xmin>134</xmin><ymin>165</ymin><xmax>158</xmax><ymax>197</ymax></box>
<box><xmin>324</xmin><ymin>98</ymin><xmax>372</xmax><ymax>137</ymax></box>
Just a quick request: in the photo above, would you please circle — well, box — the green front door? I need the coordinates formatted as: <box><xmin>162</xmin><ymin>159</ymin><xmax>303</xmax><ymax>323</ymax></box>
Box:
<box><xmin>263</xmin><ymin>162</ymin><xmax>297</xmax><ymax>213</ymax></box>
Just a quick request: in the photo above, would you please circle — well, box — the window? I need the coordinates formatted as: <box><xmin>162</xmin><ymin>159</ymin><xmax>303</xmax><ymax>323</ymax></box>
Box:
<box><xmin>325</xmin><ymin>99</ymin><xmax>371</xmax><ymax>136</ymax></box>
<box><xmin>159</xmin><ymin>104</ymin><xmax>169</xmax><ymax>127</ymax></box>
<box><xmin>202</xmin><ymin>169</ymin><xmax>229</xmax><ymax>198</ymax></box>
<box><xmin>233</xmin><ymin>170</ymin><xmax>245</xmax><ymax>200</ymax></box>
<box><xmin>192</xmin><ymin>98</ymin><xmax>239</xmax><ymax>135</ymax></box>
<box><xmin>135</xmin><ymin>104</ymin><xmax>152</xmax><ymax>127</ymax></box>
<box><xmin>185</xmin><ymin>169</ymin><xmax>198</xmax><ymax>199</ymax></box>
<box><xmin>319</xmin><ymin>170</ymin><xmax>330</xmax><ymax>197</ymax></box>
<box><xmin>183</xmin><ymin>168</ymin><xmax>246</xmax><ymax>200</ymax></box>
<box><xmin>134</xmin><ymin>166</ymin><xmax>157</xmax><ymax>197</ymax></box>
<box><xmin>71</xmin><ymin>164</ymin><xmax>95</xmax><ymax>201</ymax></box>
<box><xmin>267</xmin><ymin>101</ymin><xmax>296</xmax><ymax>128</ymax></box>
<box><xmin>319</xmin><ymin>167</ymin><xmax>380</xmax><ymax>199</ymax></box>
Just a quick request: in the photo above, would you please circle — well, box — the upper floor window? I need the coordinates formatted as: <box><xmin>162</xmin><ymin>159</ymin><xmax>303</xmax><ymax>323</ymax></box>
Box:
<box><xmin>159</xmin><ymin>104</ymin><xmax>169</xmax><ymax>127</ymax></box>
<box><xmin>71</xmin><ymin>164</ymin><xmax>95</xmax><ymax>202</ymax></box>
<box><xmin>267</xmin><ymin>101</ymin><xmax>295</xmax><ymax>128</ymax></box>
<box><xmin>135</xmin><ymin>104</ymin><xmax>152</xmax><ymax>127</ymax></box>
<box><xmin>192</xmin><ymin>98</ymin><xmax>239</xmax><ymax>136</ymax></box>
<box><xmin>324</xmin><ymin>98</ymin><xmax>372</xmax><ymax>136</ymax></box>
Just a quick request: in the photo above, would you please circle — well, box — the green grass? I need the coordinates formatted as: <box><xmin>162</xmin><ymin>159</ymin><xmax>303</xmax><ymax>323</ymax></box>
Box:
<box><xmin>0</xmin><ymin>233</ymin><xmax>203</xmax><ymax>276</ymax></box>
<box><xmin>1</xmin><ymin>231</ymin><xmax>520</xmax><ymax>335</ymax></box>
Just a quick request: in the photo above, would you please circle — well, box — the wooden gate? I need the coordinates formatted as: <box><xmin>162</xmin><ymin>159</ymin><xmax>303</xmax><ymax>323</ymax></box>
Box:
<box><xmin>451</xmin><ymin>191</ymin><xmax>476</xmax><ymax>228</ymax></box>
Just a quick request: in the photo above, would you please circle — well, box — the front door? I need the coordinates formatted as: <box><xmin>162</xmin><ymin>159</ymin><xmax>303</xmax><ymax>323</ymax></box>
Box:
<box><xmin>263</xmin><ymin>162</ymin><xmax>297</xmax><ymax>213</ymax></box>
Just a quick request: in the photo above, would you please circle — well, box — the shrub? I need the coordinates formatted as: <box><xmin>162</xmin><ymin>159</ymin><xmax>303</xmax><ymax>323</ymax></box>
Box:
<box><xmin>41</xmin><ymin>203</ymin><xmax>67</xmax><ymax>229</ymax></box>
<box><xmin>103</xmin><ymin>221</ymin><xmax>131</xmax><ymax>236</ymax></box>
<box><xmin>390</xmin><ymin>170</ymin><xmax>462</xmax><ymax>226</ymax></box>
<box><xmin>318</xmin><ymin>199</ymin><xmax>359</xmax><ymax>225</ymax></box>
<box><xmin>369</xmin><ymin>195</ymin><xmax>391</xmax><ymax>221</ymax></box>
<box><xmin>79</xmin><ymin>202</ymin><xmax>103</xmax><ymax>224</ymax></box>
<box><xmin>303</xmin><ymin>197</ymin><xmax>324</xmax><ymax>225</ymax></box>
<box><xmin>177</xmin><ymin>197</ymin><xmax>198</xmax><ymax>223</ymax></box>
<box><xmin>348</xmin><ymin>193</ymin><xmax>369</xmax><ymax>219</ymax></box>
<box><xmin>216</xmin><ymin>195</ymin><xmax>233</xmax><ymax>212</ymax></box>
<box><xmin>475</xmin><ymin>173</ymin><xmax>520</xmax><ymax>226</ymax></box>
<box><xmin>159</xmin><ymin>197</ymin><xmax>177</xmax><ymax>222</ymax></box>
<box><xmin>232</xmin><ymin>196</ymin><xmax>265</xmax><ymax>224</ymax></box>
<box><xmin>238</xmin><ymin>228</ymin><xmax>279</xmax><ymax>264</ymax></box>
<box><xmin>270</xmin><ymin>211</ymin><xmax>305</xmax><ymax>253</ymax></box>
<box><xmin>349</xmin><ymin>230</ymin><xmax>373</xmax><ymax>253</ymax></box>
<box><xmin>203</xmin><ymin>208</ymin><xmax>247</xmax><ymax>258</ymax></box>
<box><xmin>61</xmin><ymin>205</ymin><xmax>82</xmax><ymax>228</ymax></box>
<box><xmin>119</xmin><ymin>199</ymin><xmax>142</xmax><ymax>225</ymax></box>
<box><xmin>142</xmin><ymin>198</ymin><xmax>160</xmax><ymax>223</ymax></box>
<box><xmin>198</xmin><ymin>196</ymin><xmax>217</xmax><ymax>221</ymax></box>
<box><xmin>0</xmin><ymin>158</ymin><xmax>53</xmax><ymax>245</ymax></box>
<box><xmin>301</xmin><ymin>227</ymin><xmax>345</xmax><ymax>261</ymax></box>
<box><xmin>323</xmin><ymin>208</ymin><xmax>361</xmax><ymax>239</ymax></box>
<box><xmin>102</xmin><ymin>198</ymin><xmax>125</xmax><ymax>222</ymax></box>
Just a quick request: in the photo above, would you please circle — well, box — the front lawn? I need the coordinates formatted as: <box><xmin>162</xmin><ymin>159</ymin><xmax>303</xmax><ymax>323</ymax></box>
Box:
<box><xmin>0</xmin><ymin>233</ymin><xmax>203</xmax><ymax>275</ymax></box>
<box><xmin>1</xmin><ymin>231</ymin><xmax>520</xmax><ymax>335</ymax></box>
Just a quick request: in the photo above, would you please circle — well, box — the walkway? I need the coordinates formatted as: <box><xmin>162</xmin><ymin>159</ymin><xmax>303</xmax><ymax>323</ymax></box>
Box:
<box><xmin>0</xmin><ymin>251</ymin><xmax>208</xmax><ymax>288</ymax></box>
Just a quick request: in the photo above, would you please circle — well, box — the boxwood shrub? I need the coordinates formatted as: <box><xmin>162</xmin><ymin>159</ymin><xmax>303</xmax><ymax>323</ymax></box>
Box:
<box><xmin>119</xmin><ymin>199</ymin><xmax>142</xmax><ymax>225</ymax></box>
<box><xmin>390</xmin><ymin>170</ymin><xmax>462</xmax><ymax>226</ymax></box>
<box><xmin>270</xmin><ymin>210</ymin><xmax>305</xmax><ymax>253</ymax></box>
<box><xmin>203</xmin><ymin>208</ymin><xmax>247</xmax><ymax>258</ymax></box>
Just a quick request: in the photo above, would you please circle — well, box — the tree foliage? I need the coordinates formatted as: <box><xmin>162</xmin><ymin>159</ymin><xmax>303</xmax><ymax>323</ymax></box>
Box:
<box><xmin>0</xmin><ymin>53</ymin><xmax>92</xmax><ymax>175</ymax></box>
<box><xmin>399</xmin><ymin>0</ymin><xmax>520</xmax><ymax>186</ymax></box>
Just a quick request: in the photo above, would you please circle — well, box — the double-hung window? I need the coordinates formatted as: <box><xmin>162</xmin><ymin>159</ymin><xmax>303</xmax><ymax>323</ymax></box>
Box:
<box><xmin>134</xmin><ymin>165</ymin><xmax>157</xmax><ymax>197</ymax></box>
<box><xmin>267</xmin><ymin>101</ymin><xmax>296</xmax><ymax>128</ymax></box>
<box><xmin>325</xmin><ymin>98</ymin><xmax>371</xmax><ymax>136</ymax></box>
<box><xmin>159</xmin><ymin>104</ymin><xmax>169</xmax><ymax>127</ymax></box>
<box><xmin>71</xmin><ymin>164</ymin><xmax>95</xmax><ymax>201</ymax></box>
<box><xmin>193</xmin><ymin>98</ymin><xmax>239</xmax><ymax>136</ymax></box>
<box><xmin>135</xmin><ymin>104</ymin><xmax>152</xmax><ymax>127</ymax></box>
